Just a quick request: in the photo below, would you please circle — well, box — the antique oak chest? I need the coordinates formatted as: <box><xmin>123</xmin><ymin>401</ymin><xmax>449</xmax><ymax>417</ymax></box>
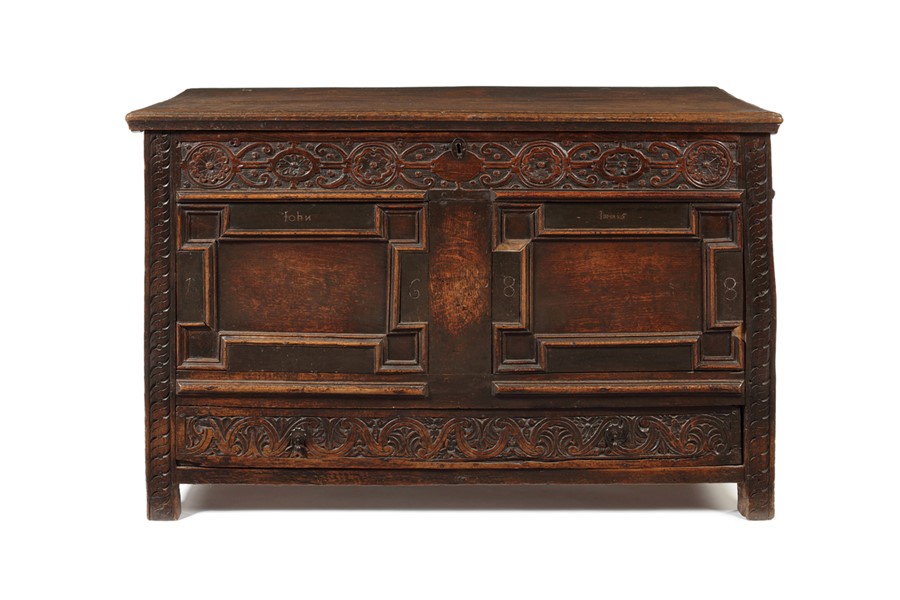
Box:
<box><xmin>127</xmin><ymin>87</ymin><xmax>781</xmax><ymax>520</ymax></box>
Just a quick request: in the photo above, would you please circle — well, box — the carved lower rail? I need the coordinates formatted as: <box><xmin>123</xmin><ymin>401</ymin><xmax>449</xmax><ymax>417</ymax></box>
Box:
<box><xmin>175</xmin><ymin>408</ymin><xmax>741</xmax><ymax>468</ymax></box>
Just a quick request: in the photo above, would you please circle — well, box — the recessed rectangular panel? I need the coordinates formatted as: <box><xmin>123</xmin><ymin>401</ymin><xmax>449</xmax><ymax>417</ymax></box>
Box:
<box><xmin>387</xmin><ymin>212</ymin><xmax>419</xmax><ymax>241</ymax></box>
<box><xmin>504</xmin><ymin>333</ymin><xmax>535</xmax><ymax>361</ymax></box>
<box><xmin>227</xmin><ymin>344</ymin><xmax>376</xmax><ymax>373</ymax></box>
<box><xmin>399</xmin><ymin>252</ymin><xmax>428</xmax><ymax>324</ymax></box>
<box><xmin>226</xmin><ymin>203</ymin><xmax>377</xmax><ymax>233</ymax></box>
<box><xmin>217</xmin><ymin>241</ymin><xmax>388</xmax><ymax>333</ymax></box>
<box><xmin>386</xmin><ymin>333</ymin><xmax>418</xmax><ymax>362</ymax></box>
<box><xmin>546</xmin><ymin>345</ymin><xmax>694</xmax><ymax>372</ymax></box>
<box><xmin>543</xmin><ymin>203</ymin><xmax>691</xmax><ymax>231</ymax></box>
<box><xmin>715</xmin><ymin>250</ymin><xmax>744</xmax><ymax>323</ymax></box>
<box><xmin>533</xmin><ymin>240</ymin><xmax>702</xmax><ymax>333</ymax></box>
<box><xmin>185</xmin><ymin>329</ymin><xmax>218</xmax><ymax>359</ymax></box>
<box><xmin>176</xmin><ymin>250</ymin><xmax>206</xmax><ymax>324</ymax></box>
<box><xmin>186</xmin><ymin>211</ymin><xmax>221</xmax><ymax>241</ymax></box>
<box><xmin>702</xmin><ymin>331</ymin><xmax>733</xmax><ymax>358</ymax></box>
<box><xmin>699</xmin><ymin>213</ymin><xmax>732</xmax><ymax>240</ymax></box>
<box><xmin>492</xmin><ymin>251</ymin><xmax>522</xmax><ymax>323</ymax></box>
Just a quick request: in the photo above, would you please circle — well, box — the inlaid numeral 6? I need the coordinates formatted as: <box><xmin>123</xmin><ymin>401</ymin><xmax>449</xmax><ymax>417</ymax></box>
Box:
<box><xmin>408</xmin><ymin>278</ymin><xmax>421</xmax><ymax>299</ymax></box>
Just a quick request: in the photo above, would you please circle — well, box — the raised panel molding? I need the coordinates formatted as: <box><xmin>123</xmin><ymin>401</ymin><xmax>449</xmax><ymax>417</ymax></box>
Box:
<box><xmin>176</xmin><ymin>137</ymin><xmax>740</xmax><ymax>192</ymax></box>
<box><xmin>175</xmin><ymin>203</ymin><xmax>428</xmax><ymax>374</ymax></box>
<box><xmin>491</xmin><ymin>380</ymin><xmax>743</xmax><ymax>396</ymax></box>
<box><xmin>492</xmin><ymin>202</ymin><xmax>744</xmax><ymax>374</ymax></box>
<box><xmin>176</xmin><ymin>380</ymin><xmax>428</xmax><ymax>397</ymax></box>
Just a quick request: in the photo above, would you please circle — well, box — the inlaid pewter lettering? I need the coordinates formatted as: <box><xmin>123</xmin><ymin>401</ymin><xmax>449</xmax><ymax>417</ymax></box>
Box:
<box><xmin>282</xmin><ymin>210</ymin><xmax>312</xmax><ymax>223</ymax></box>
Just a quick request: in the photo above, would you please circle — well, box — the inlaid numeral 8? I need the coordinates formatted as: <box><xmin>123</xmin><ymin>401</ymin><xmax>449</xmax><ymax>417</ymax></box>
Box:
<box><xmin>502</xmin><ymin>275</ymin><xmax>517</xmax><ymax>298</ymax></box>
<box><xmin>723</xmin><ymin>277</ymin><xmax>738</xmax><ymax>301</ymax></box>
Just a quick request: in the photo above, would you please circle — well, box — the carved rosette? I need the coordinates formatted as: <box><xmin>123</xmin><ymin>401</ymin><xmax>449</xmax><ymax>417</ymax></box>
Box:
<box><xmin>517</xmin><ymin>143</ymin><xmax>566</xmax><ymax>186</ymax></box>
<box><xmin>349</xmin><ymin>143</ymin><xmax>399</xmax><ymax>187</ymax></box>
<box><xmin>185</xmin><ymin>143</ymin><xmax>233</xmax><ymax>187</ymax></box>
<box><xmin>272</xmin><ymin>149</ymin><xmax>318</xmax><ymax>184</ymax></box>
<box><xmin>684</xmin><ymin>141</ymin><xmax>733</xmax><ymax>187</ymax></box>
<box><xmin>178</xmin><ymin>411</ymin><xmax>741</xmax><ymax>464</ymax></box>
<box><xmin>177</xmin><ymin>138</ymin><xmax>740</xmax><ymax>191</ymax></box>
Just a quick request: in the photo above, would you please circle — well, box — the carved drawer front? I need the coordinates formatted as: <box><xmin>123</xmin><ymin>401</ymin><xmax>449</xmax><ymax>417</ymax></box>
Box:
<box><xmin>492</xmin><ymin>201</ymin><xmax>744</xmax><ymax>376</ymax></box>
<box><xmin>176</xmin><ymin>407</ymin><xmax>742</xmax><ymax>468</ymax></box>
<box><xmin>175</xmin><ymin>201</ymin><xmax>428</xmax><ymax>376</ymax></box>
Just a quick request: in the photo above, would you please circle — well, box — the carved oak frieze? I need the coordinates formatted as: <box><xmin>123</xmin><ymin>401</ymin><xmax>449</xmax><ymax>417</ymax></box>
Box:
<box><xmin>177</xmin><ymin>410</ymin><xmax>742</xmax><ymax>465</ymax></box>
<box><xmin>177</xmin><ymin>138</ymin><xmax>739</xmax><ymax>192</ymax></box>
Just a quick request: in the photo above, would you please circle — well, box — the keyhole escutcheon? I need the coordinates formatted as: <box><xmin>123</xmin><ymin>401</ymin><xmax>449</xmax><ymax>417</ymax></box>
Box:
<box><xmin>452</xmin><ymin>138</ymin><xmax>466</xmax><ymax>160</ymax></box>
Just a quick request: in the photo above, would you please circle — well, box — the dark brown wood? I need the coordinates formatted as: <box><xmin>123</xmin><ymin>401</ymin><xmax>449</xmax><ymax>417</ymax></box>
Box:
<box><xmin>170</xmin><ymin>134</ymin><xmax>744</xmax><ymax>193</ymax></box>
<box><xmin>126</xmin><ymin>87</ymin><xmax>782</xmax><ymax>132</ymax></box>
<box><xmin>177</xmin><ymin>465</ymin><xmax>746</xmax><ymax>485</ymax></box>
<box><xmin>175</xmin><ymin>406</ymin><xmax>742</xmax><ymax>468</ymax></box>
<box><xmin>217</xmin><ymin>241</ymin><xmax>387</xmax><ymax>333</ymax></box>
<box><xmin>738</xmin><ymin>136</ymin><xmax>777</xmax><ymax>520</ymax></box>
<box><xmin>131</xmin><ymin>87</ymin><xmax>780</xmax><ymax>519</ymax></box>
<box><xmin>145</xmin><ymin>133</ymin><xmax>181</xmax><ymax>520</ymax></box>
<box><xmin>533</xmin><ymin>240</ymin><xmax>702</xmax><ymax>332</ymax></box>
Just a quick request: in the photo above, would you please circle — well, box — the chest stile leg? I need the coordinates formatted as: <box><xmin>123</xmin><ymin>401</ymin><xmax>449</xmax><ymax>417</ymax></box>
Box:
<box><xmin>145</xmin><ymin>133</ymin><xmax>181</xmax><ymax>520</ymax></box>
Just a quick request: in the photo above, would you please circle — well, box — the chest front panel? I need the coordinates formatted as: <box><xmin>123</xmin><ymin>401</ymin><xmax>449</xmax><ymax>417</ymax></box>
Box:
<box><xmin>171</xmin><ymin>133</ymin><xmax>746</xmax><ymax>409</ymax></box>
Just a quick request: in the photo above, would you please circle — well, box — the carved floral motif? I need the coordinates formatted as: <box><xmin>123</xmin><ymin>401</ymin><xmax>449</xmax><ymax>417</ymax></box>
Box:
<box><xmin>598</xmin><ymin>147</ymin><xmax>647</xmax><ymax>183</ymax></box>
<box><xmin>179</xmin><ymin>412</ymin><xmax>741</xmax><ymax>463</ymax></box>
<box><xmin>684</xmin><ymin>141</ymin><xmax>732</xmax><ymax>187</ymax></box>
<box><xmin>518</xmin><ymin>143</ymin><xmax>566</xmax><ymax>186</ymax></box>
<box><xmin>177</xmin><ymin>138</ymin><xmax>739</xmax><ymax>191</ymax></box>
<box><xmin>349</xmin><ymin>144</ymin><xmax>398</xmax><ymax>187</ymax></box>
<box><xmin>273</xmin><ymin>150</ymin><xmax>317</xmax><ymax>182</ymax></box>
<box><xmin>186</xmin><ymin>144</ymin><xmax>233</xmax><ymax>187</ymax></box>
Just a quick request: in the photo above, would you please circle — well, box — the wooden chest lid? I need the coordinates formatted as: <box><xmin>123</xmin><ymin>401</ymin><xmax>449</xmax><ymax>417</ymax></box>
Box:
<box><xmin>126</xmin><ymin>87</ymin><xmax>781</xmax><ymax>133</ymax></box>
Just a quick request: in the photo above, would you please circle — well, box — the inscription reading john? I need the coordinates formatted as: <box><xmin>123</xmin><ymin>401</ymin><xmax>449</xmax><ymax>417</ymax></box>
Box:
<box><xmin>224</xmin><ymin>203</ymin><xmax>377</xmax><ymax>232</ymax></box>
<box><xmin>282</xmin><ymin>210</ymin><xmax>312</xmax><ymax>223</ymax></box>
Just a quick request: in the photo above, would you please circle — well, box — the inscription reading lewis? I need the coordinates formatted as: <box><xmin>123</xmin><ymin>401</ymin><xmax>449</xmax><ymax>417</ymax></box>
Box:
<box><xmin>543</xmin><ymin>203</ymin><xmax>691</xmax><ymax>231</ymax></box>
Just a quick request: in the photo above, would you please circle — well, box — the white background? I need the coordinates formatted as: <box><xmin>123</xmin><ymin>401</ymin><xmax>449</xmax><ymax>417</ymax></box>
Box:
<box><xmin>3</xmin><ymin>0</ymin><xmax>897</xmax><ymax>597</ymax></box>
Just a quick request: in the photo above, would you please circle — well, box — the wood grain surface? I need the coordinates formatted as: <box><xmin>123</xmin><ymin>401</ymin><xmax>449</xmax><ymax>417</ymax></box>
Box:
<box><xmin>133</xmin><ymin>87</ymin><xmax>779</xmax><ymax>519</ymax></box>
<box><xmin>127</xmin><ymin>87</ymin><xmax>782</xmax><ymax>132</ymax></box>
